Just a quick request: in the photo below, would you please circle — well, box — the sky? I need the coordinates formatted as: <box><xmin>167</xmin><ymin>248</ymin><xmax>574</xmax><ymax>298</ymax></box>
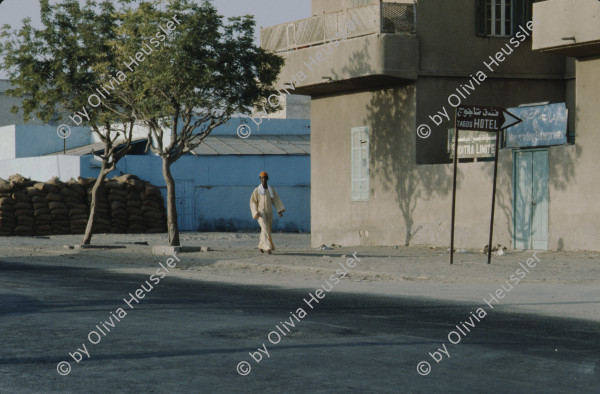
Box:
<box><xmin>0</xmin><ymin>0</ymin><xmax>311</xmax><ymax>79</ymax></box>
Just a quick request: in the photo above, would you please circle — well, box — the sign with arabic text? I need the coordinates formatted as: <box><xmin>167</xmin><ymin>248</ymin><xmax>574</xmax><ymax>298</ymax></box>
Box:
<box><xmin>448</xmin><ymin>129</ymin><xmax>496</xmax><ymax>159</ymax></box>
<box><xmin>456</xmin><ymin>105</ymin><xmax>522</xmax><ymax>132</ymax></box>
<box><xmin>504</xmin><ymin>103</ymin><xmax>568</xmax><ymax>148</ymax></box>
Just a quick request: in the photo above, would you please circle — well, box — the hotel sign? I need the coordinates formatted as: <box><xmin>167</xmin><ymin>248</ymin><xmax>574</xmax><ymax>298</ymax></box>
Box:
<box><xmin>456</xmin><ymin>105</ymin><xmax>522</xmax><ymax>132</ymax></box>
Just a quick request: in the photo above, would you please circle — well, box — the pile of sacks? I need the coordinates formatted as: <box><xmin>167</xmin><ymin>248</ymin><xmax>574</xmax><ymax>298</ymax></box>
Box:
<box><xmin>0</xmin><ymin>174</ymin><xmax>166</xmax><ymax>236</ymax></box>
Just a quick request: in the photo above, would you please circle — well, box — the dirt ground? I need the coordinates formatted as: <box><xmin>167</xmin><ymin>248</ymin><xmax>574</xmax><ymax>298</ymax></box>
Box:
<box><xmin>2</xmin><ymin>231</ymin><xmax>599</xmax><ymax>322</ymax></box>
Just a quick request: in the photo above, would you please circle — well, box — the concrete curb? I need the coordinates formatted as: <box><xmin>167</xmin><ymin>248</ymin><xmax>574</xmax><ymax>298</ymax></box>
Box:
<box><xmin>152</xmin><ymin>246</ymin><xmax>210</xmax><ymax>255</ymax></box>
<box><xmin>67</xmin><ymin>245</ymin><xmax>127</xmax><ymax>250</ymax></box>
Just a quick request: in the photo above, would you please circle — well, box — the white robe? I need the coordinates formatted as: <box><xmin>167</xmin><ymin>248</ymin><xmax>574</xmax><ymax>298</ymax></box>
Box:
<box><xmin>250</xmin><ymin>185</ymin><xmax>285</xmax><ymax>251</ymax></box>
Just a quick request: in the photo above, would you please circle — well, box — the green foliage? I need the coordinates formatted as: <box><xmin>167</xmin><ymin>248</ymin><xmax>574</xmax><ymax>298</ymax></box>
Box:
<box><xmin>0</xmin><ymin>0</ymin><xmax>134</xmax><ymax>128</ymax></box>
<box><xmin>0</xmin><ymin>0</ymin><xmax>284</xmax><ymax>163</ymax></box>
<box><xmin>111</xmin><ymin>0</ymin><xmax>284</xmax><ymax>161</ymax></box>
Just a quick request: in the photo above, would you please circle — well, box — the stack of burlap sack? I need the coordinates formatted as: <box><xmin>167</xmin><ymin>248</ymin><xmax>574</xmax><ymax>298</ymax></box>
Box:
<box><xmin>0</xmin><ymin>174</ymin><xmax>166</xmax><ymax>236</ymax></box>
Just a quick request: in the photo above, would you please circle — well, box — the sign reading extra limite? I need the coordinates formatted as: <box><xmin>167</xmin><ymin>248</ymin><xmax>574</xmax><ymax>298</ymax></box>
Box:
<box><xmin>448</xmin><ymin>129</ymin><xmax>496</xmax><ymax>159</ymax></box>
<box><xmin>450</xmin><ymin>105</ymin><xmax>521</xmax><ymax>266</ymax></box>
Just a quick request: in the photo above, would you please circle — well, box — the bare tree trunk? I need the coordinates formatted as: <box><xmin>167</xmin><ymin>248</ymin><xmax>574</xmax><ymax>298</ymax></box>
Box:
<box><xmin>162</xmin><ymin>157</ymin><xmax>180</xmax><ymax>246</ymax></box>
<box><xmin>82</xmin><ymin>161</ymin><xmax>108</xmax><ymax>245</ymax></box>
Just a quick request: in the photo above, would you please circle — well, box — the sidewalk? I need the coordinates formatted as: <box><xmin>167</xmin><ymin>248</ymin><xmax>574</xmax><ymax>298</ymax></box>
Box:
<box><xmin>1</xmin><ymin>232</ymin><xmax>599</xmax><ymax>323</ymax></box>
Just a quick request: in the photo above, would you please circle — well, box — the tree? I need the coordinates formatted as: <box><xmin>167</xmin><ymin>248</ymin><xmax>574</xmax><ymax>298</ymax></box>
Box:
<box><xmin>0</xmin><ymin>0</ymin><xmax>137</xmax><ymax>245</ymax></box>
<box><xmin>114</xmin><ymin>0</ymin><xmax>283</xmax><ymax>246</ymax></box>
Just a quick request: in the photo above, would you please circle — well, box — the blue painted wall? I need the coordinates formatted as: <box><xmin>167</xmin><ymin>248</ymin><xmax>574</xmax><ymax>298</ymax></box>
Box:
<box><xmin>105</xmin><ymin>153</ymin><xmax>310</xmax><ymax>232</ymax></box>
<box><xmin>94</xmin><ymin>118</ymin><xmax>313</xmax><ymax>232</ymax></box>
<box><xmin>0</xmin><ymin>118</ymin><xmax>314</xmax><ymax>232</ymax></box>
<box><xmin>209</xmin><ymin>117</ymin><xmax>311</xmax><ymax>136</ymax></box>
<box><xmin>15</xmin><ymin>125</ymin><xmax>91</xmax><ymax>157</ymax></box>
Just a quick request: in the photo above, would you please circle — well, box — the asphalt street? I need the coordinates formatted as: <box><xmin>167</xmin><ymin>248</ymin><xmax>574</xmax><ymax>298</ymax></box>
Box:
<box><xmin>0</xmin><ymin>258</ymin><xmax>598</xmax><ymax>393</ymax></box>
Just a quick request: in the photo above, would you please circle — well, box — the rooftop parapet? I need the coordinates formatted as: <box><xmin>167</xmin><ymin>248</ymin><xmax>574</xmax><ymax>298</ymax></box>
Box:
<box><xmin>261</xmin><ymin>1</ymin><xmax>416</xmax><ymax>53</ymax></box>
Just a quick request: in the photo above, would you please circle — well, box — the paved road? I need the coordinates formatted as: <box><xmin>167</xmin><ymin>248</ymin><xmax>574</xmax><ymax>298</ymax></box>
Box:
<box><xmin>0</xmin><ymin>258</ymin><xmax>598</xmax><ymax>393</ymax></box>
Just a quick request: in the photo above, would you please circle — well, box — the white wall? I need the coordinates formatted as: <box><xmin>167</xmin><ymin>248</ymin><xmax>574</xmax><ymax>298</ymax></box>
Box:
<box><xmin>0</xmin><ymin>156</ymin><xmax>83</xmax><ymax>182</ymax></box>
<box><xmin>0</xmin><ymin>124</ymin><xmax>94</xmax><ymax>160</ymax></box>
<box><xmin>0</xmin><ymin>125</ymin><xmax>16</xmax><ymax>160</ymax></box>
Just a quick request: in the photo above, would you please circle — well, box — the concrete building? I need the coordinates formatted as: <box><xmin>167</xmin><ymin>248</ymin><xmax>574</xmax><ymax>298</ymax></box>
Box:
<box><xmin>529</xmin><ymin>0</ymin><xmax>600</xmax><ymax>250</ymax></box>
<box><xmin>262</xmin><ymin>0</ymin><xmax>597</xmax><ymax>250</ymax></box>
<box><xmin>0</xmin><ymin>119</ymin><xmax>311</xmax><ymax>233</ymax></box>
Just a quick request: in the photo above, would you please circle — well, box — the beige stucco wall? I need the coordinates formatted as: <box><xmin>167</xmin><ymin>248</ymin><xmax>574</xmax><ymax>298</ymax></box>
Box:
<box><xmin>253</xmin><ymin>94</ymin><xmax>311</xmax><ymax>120</ymax></box>
<box><xmin>418</xmin><ymin>0</ymin><xmax>566</xmax><ymax>77</ymax></box>
<box><xmin>547</xmin><ymin>57</ymin><xmax>600</xmax><ymax>250</ymax></box>
<box><xmin>532</xmin><ymin>0</ymin><xmax>600</xmax><ymax>52</ymax></box>
<box><xmin>310</xmin><ymin>74</ymin><xmax>598</xmax><ymax>250</ymax></box>
<box><xmin>415</xmin><ymin>0</ymin><xmax>567</xmax><ymax>164</ymax></box>
<box><xmin>305</xmin><ymin>0</ymin><xmax>598</xmax><ymax>251</ymax></box>
<box><xmin>416</xmin><ymin>76</ymin><xmax>568</xmax><ymax>164</ymax></box>
<box><xmin>275</xmin><ymin>34</ymin><xmax>418</xmax><ymax>92</ymax></box>
<box><xmin>311</xmin><ymin>84</ymin><xmax>513</xmax><ymax>249</ymax></box>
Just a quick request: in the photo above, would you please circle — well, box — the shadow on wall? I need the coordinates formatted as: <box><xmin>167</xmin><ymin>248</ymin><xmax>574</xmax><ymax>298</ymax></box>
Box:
<box><xmin>331</xmin><ymin>38</ymin><xmax>455</xmax><ymax>246</ymax></box>
<box><xmin>367</xmin><ymin>87</ymin><xmax>454</xmax><ymax>246</ymax></box>
<box><xmin>486</xmin><ymin>106</ymin><xmax>581</xmax><ymax>245</ymax></box>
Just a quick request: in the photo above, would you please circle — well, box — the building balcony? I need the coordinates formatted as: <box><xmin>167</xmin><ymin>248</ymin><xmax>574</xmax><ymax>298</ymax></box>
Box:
<box><xmin>261</xmin><ymin>1</ymin><xmax>418</xmax><ymax>95</ymax></box>
<box><xmin>532</xmin><ymin>0</ymin><xmax>600</xmax><ymax>57</ymax></box>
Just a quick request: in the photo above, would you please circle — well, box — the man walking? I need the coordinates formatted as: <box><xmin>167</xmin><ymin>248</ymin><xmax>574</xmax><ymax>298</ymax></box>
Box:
<box><xmin>250</xmin><ymin>171</ymin><xmax>285</xmax><ymax>254</ymax></box>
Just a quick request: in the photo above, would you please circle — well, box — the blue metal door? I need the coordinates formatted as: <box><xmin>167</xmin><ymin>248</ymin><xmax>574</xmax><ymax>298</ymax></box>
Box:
<box><xmin>514</xmin><ymin>149</ymin><xmax>548</xmax><ymax>250</ymax></box>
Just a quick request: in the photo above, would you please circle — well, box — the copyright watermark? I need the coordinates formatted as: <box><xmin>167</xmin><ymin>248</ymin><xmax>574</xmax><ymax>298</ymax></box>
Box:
<box><xmin>236</xmin><ymin>361</ymin><xmax>251</xmax><ymax>376</ymax></box>
<box><xmin>236</xmin><ymin>124</ymin><xmax>252</xmax><ymax>139</ymax></box>
<box><xmin>56</xmin><ymin>124</ymin><xmax>72</xmax><ymax>139</ymax></box>
<box><xmin>416</xmin><ymin>124</ymin><xmax>431</xmax><ymax>139</ymax></box>
<box><xmin>416</xmin><ymin>252</ymin><xmax>539</xmax><ymax>375</ymax></box>
<box><xmin>236</xmin><ymin>252</ymin><xmax>362</xmax><ymax>375</ymax></box>
<box><xmin>416</xmin><ymin>361</ymin><xmax>431</xmax><ymax>376</ymax></box>
<box><xmin>56</xmin><ymin>361</ymin><xmax>71</xmax><ymax>376</ymax></box>
<box><xmin>416</xmin><ymin>20</ymin><xmax>534</xmax><ymax>139</ymax></box>
<box><xmin>237</xmin><ymin>15</ymin><xmax>362</xmax><ymax>139</ymax></box>
<box><xmin>56</xmin><ymin>253</ymin><xmax>180</xmax><ymax>375</ymax></box>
